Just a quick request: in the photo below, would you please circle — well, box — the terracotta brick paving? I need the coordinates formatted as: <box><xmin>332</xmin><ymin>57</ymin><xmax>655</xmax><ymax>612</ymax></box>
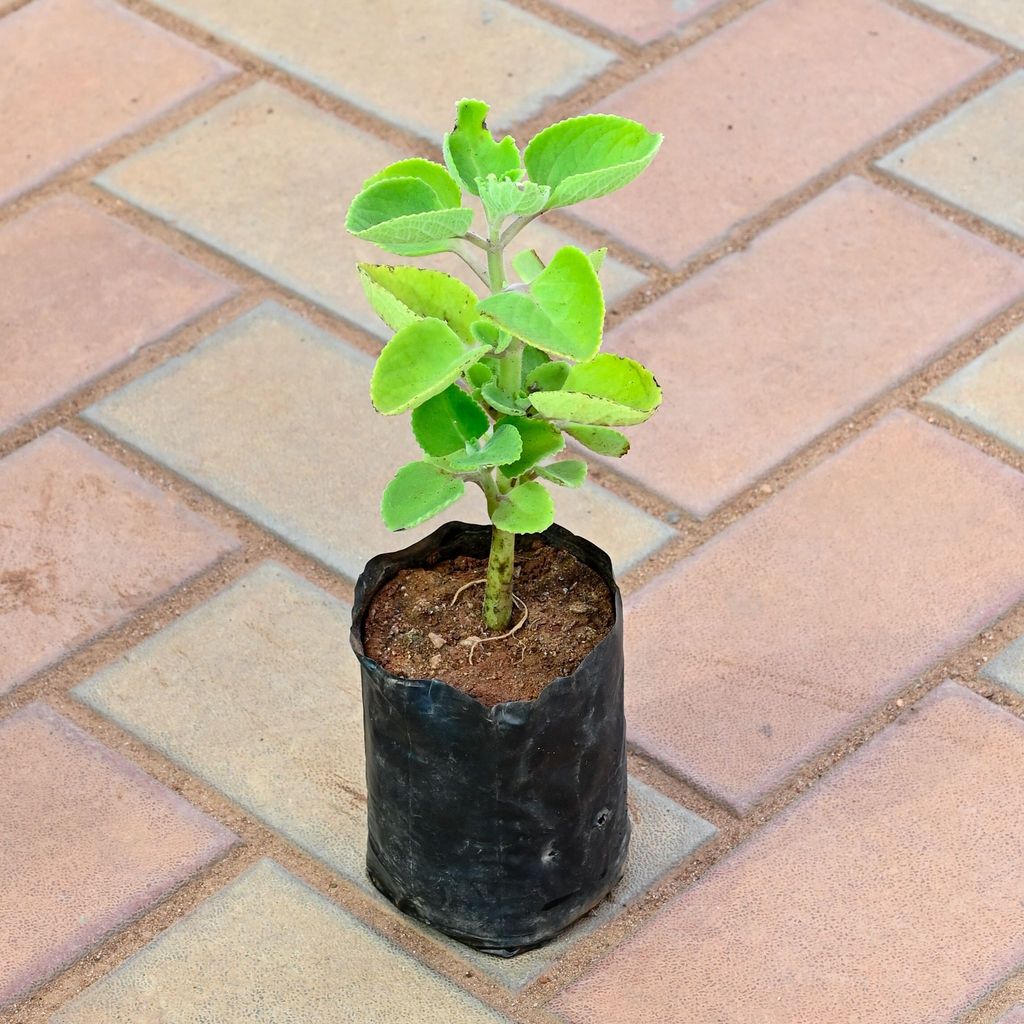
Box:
<box><xmin>2</xmin><ymin>0</ymin><xmax>1024</xmax><ymax>1020</ymax></box>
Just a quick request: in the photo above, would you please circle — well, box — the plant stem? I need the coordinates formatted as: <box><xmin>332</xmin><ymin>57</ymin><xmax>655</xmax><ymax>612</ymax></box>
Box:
<box><xmin>481</xmin><ymin>219</ymin><xmax>517</xmax><ymax>631</ymax></box>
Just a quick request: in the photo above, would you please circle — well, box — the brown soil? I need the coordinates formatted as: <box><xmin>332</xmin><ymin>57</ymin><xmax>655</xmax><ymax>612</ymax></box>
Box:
<box><xmin>361</xmin><ymin>538</ymin><xmax>615</xmax><ymax>705</ymax></box>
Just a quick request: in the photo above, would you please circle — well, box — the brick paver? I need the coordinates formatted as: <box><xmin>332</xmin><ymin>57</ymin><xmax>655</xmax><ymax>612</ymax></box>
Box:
<box><xmin>555</xmin><ymin>683</ymin><xmax>1024</xmax><ymax>1024</ymax></box>
<box><xmin>606</xmin><ymin>177</ymin><xmax>1024</xmax><ymax>516</ymax></box>
<box><xmin>0</xmin><ymin>196</ymin><xmax>235</xmax><ymax>434</ymax></box>
<box><xmin>76</xmin><ymin>563</ymin><xmax>714</xmax><ymax>988</ymax></box>
<box><xmin>85</xmin><ymin>303</ymin><xmax>673</xmax><ymax>580</ymax></box>
<box><xmin>997</xmin><ymin>1008</ymin><xmax>1024</xmax><ymax>1024</ymax></box>
<box><xmin>50</xmin><ymin>859</ymin><xmax>504</xmax><ymax>1023</ymax></box>
<box><xmin>917</xmin><ymin>0</ymin><xmax>1024</xmax><ymax>49</ymax></box>
<box><xmin>4</xmin><ymin>0</ymin><xmax>1024</xmax><ymax>1015</ymax></box>
<box><xmin>879</xmin><ymin>72</ymin><xmax>1024</xmax><ymax>240</ymax></box>
<box><xmin>624</xmin><ymin>412</ymin><xmax>1024</xmax><ymax>812</ymax></box>
<box><xmin>0</xmin><ymin>0</ymin><xmax>234</xmax><ymax>204</ymax></box>
<box><xmin>0</xmin><ymin>430</ymin><xmax>237</xmax><ymax>696</ymax></box>
<box><xmin>927</xmin><ymin>324</ymin><xmax>1024</xmax><ymax>453</ymax></box>
<box><xmin>980</xmin><ymin>632</ymin><xmax>1024</xmax><ymax>696</ymax></box>
<box><xmin>95</xmin><ymin>84</ymin><xmax>641</xmax><ymax>336</ymax></box>
<box><xmin>0</xmin><ymin>703</ymin><xmax>235</xmax><ymax>1007</ymax></box>
<box><xmin>548</xmin><ymin>0</ymin><xmax>725</xmax><ymax>44</ymax></box>
<box><xmin>572</xmin><ymin>0</ymin><xmax>992</xmax><ymax>266</ymax></box>
<box><xmin>147</xmin><ymin>0</ymin><xmax>611</xmax><ymax>140</ymax></box>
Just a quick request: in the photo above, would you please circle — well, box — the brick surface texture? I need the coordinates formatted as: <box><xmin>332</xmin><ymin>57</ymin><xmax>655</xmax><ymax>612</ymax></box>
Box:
<box><xmin>555</xmin><ymin>684</ymin><xmax>1024</xmax><ymax>1023</ymax></box>
<box><xmin>0</xmin><ymin>196</ymin><xmax>235</xmax><ymax>433</ymax></box>
<box><xmin>5</xmin><ymin>0</ymin><xmax>1024</xmax><ymax>1018</ymax></box>
<box><xmin>0</xmin><ymin>704</ymin><xmax>235</xmax><ymax>1005</ymax></box>
<box><xmin>0</xmin><ymin>0</ymin><xmax>234</xmax><ymax>203</ymax></box>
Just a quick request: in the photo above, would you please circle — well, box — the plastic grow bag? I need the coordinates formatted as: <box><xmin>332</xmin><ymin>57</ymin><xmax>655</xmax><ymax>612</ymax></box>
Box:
<box><xmin>350</xmin><ymin>521</ymin><xmax>629</xmax><ymax>956</ymax></box>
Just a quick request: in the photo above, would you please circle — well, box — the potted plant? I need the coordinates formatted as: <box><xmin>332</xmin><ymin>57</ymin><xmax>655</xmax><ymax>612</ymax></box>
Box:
<box><xmin>346</xmin><ymin>99</ymin><xmax>662</xmax><ymax>956</ymax></box>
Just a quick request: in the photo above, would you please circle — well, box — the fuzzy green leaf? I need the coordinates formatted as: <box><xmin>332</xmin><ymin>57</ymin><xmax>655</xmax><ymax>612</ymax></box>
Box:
<box><xmin>589</xmin><ymin>248</ymin><xmax>607</xmax><ymax>274</ymax></box>
<box><xmin>371</xmin><ymin>318</ymin><xmax>489</xmax><ymax>415</ymax></box>
<box><xmin>531</xmin><ymin>353</ymin><xmax>661</xmax><ymax>425</ymax></box>
<box><xmin>411</xmin><ymin>385</ymin><xmax>489</xmax><ymax>456</ymax></box>
<box><xmin>480</xmin><ymin>382</ymin><xmax>529</xmax><ymax>416</ymax></box>
<box><xmin>446</xmin><ymin>424</ymin><xmax>523</xmax><ymax>471</ymax></box>
<box><xmin>477</xmin><ymin>175</ymin><xmax>550</xmax><ymax>223</ymax></box>
<box><xmin>443</xmin><ymin>99</ymin><xmax>522</xmax><ymax>197</ymax></box>
<box><xmin>363</xmin><ymin>158</ymin><xmax>462</xmax><ymax>208</ymax></box>
<box><xmin>477</xmin><ymin>246</ymin><xmax>603</xmax><ymax>360</ymax></box>
<box><xmin>466</xmin><ymin>362</ymin><xmax>493</xmax><ymax>388</ymax></box>
<box><xmin>565</xmin><ymin>424</ymin><xmax>630</xmax><ymax>457</ymax></box>
<box><xmin>512</xmin><ymin>248</ymin><xmax>545</xmax><ymax>284</ymax></box>
<box><xmin>346</xmin><ymin>178</ymin><xmax>473</xmax><ymax>256</ymax></box>
<box><xmin>525</xmin><ymin>360</ymin><xmax>569</xmax><ymax>391</ymax></box>
<box><xmin>491</xmin><ymin>480</ymin><xmax>554</xmax><ymax>534</ymax></box>
<box><xmin>521</xmin><ymin>345</ymin><xmax>549</xmax><ymax>381</ymax></box>
<box><xmin>358</xmin><ymin>264</ymin><xmax>478</xmax><ymax>341</ymax></box>
<box><xmin>565</xmin><ymin>353</ymin><xmax>661</xmax><ymax>413</ymax></box>
<box><xmin>470</xmin><ymin>320</ymin><xmax>501</xmax><ymax>347</ymax></box>
<box><xmin>524</xmin><ymin>114</ymin><xmax>662</xmax><ymax>209</ymax></box>
<box><xmin>497</xmin><ymin>416</ymin><xmax>564</xmax><ymax>478</ymax></box>
<box><xmin>381</xmin><ymin>462</ymin><xmax>464</xmax><ymax>530</ymax></box>
<box><xmin>536</xmin><ymin>460</ymin><xmax>587</xmax><ymax>488</ymax></box>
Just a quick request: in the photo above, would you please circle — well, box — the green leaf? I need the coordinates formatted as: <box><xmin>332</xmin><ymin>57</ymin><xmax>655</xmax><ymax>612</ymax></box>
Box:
<box><xmin>411</xmin><ymin>385</ymin><xmax>489</xmax><ymax>456</ymax></box>
<box><xmin>524</xmin><ymin>114</ymin><xmax>662</xmax><ymax>209</ymax></box>
<box><xmin>358</xmin><ymin>264</ymin><xmax>478</xmax><ymax>341</ymax></box>
<box><xmin>525</xmin><ymin>360</ymin><xmax>568</xmax><ymax>391</ymax></box>
<box><xmin>371</xmin><ymin>318</ymin><xmax>489</xmax><ymax>415</ymax></box>
<box><xmin>565</xmin><ymin>353</ymin><xmax>661</xmax><ymax>413</ymax></box>
<box><xmin>531</xmin><ymin>353</ymin><xmax>661</xmax><ymax>426</ymax></box>
<box><xmin>443</xmin><ymin>98</ymin><xmax>522</xmax><ymax>197</ymax></box>
<box><xmin>521</xmin><ymin>345</ymin><xmax>549</xmax><ymax>381</ymax></box>
<box><xmin>470</xmin><ymin>320</ymin><xmax>501</xmax><ymax>347</ymax></box>
<box><xmin>477</xmin><ymin>175</ymin><xmax>550</xmax><ymax>223</ymax></box>
<box><xmin>512</xmin><ymin>248</ymin><xmax>545</xmax><ymax>284</ymax></box>
<box><xmin>565</xmin><ymin>424</ymin><xmax>630</xmax><ymax>457</ymax></box>
<box><xmin>363</xmin><ymin>158</ymin><xmax>462</xmax><ymax>208</ymax></box>
<box><xmin>536</xmin><ymin>459</ymin><xmax>587</xmax><ymax>488</ymax></box>
<box><xmin>466</xmin><ymin>362</ymin><xmax>493</xmax><ymax>388</ymax></box>
<box><xmin>381</xmin><ymin>462</ymin><xmax>464</xmax><ymax>530</ymax></box>
<box><xmin>491</xmin><ymin>480</ymin><xmax>554</xmax><ymax>534</ymax></box>
<box><xmin>589</xmin><ymin>248</ymin><xmax>607</xmax><ymax>274</ymax></box>
<box><xmin>346</xmin><ymin>178</ymin><xmax>473</xmax><ymax>256</ymax></box>
<box><xmin>497</xmin><ymin>416</ymin><xmax>564</xmax><ymax>478</ymax></box>
<box><xmin>480</xmin><ymin>382</ymin><xmax>529</xmax><ymax>415</ymax></box>
<box><xmin>446</xmin><ymin>423</ymin><xmax>523</xmax><ymax>471</ymax></box>
<box><xmin>477</xmin><ymin>246</ymin><xmax>603</xmax><ymax>360</ymax></box>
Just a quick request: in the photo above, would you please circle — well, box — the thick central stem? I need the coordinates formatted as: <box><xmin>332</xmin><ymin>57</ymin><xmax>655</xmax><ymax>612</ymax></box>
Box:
<box><xmin>482</xmin><ymin>222</ymin><xmax>517</xmax><ymax>632</ymax></box>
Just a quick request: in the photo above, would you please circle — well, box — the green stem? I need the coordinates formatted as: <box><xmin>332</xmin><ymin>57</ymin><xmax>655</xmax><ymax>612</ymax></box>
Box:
<box><xmin>480</xmin><ymin>219</ymin><xmax>519</xmax><ymax>632</ymax></box>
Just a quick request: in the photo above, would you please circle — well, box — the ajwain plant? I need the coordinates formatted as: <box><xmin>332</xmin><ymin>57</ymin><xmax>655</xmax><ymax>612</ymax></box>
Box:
<box><xmin>345</xmin><ymin>99</ymin><xmax>663</xmax><ymax>633</ymax></box>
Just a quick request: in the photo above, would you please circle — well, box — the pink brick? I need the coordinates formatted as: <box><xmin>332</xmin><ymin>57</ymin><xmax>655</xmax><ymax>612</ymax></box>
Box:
<box><xmin>0</xmin><ymin>430</ymin><xmax>237</xmax><ymax>695</ymax></box>
<box><xmin>548</xmin><ymin>0</ymin><xmax>724</xmax><ymax>44</ymax></box>
<box><xmin>624</xmin><ymin>412</ymin><xmax>1024</xmax><ymax>812</ymax></box>
<box><xmin>556</xmin><ymin>684</ymin><xmax>1024</xmax><ymax>1024</ymax></box>
<box><xmin>0</xmin><ymin>703</ymin><xmax>235</xmax><ymax>1006</ymax></box>
<box><xmin>999</xmin><ymin>1010</ymin><xmax>1024</xmax><ymax>1024</ymax></box>
<box><xmin>0</xmin><ymin>196</ymin><xmax>235</xmax><ymax>434</ymax></box>
<box><xmin>0</xmin><ymin>0</ymin><xmax>234</xmax><ymax>203</ymax></box>
<box><xmin>608</xmin><ymin>177</ymin><xmax>1024</xmax><ymax>516</ymax></box>
<box><xmin>575</xmin><ymin>0</ymin><xmax>992</xmax><ymax>265</ymax></box>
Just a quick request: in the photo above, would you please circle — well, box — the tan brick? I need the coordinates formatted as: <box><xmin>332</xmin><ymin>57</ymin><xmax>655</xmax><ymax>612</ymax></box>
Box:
<box><xmin>147</xmin><ymin>0</ymin><xmax>611</xmax><ymax>138</ymax></box>
<box><xmin>623</xmin><ymin>412</ymin><xmax>1024</xmax><ymax>812</ymax></box>
<box><xmin>0</xmin><ymin>196</ymin><xmax>235</xmax><ymax>434</ymax></box>
<box><xmin>0</xmin><ymin>703</ymin><xmax>234</xmax><ymax>1006</ymax></box>
<box><xmin>0</xmin><ymin>430</ymin><xmax>237</xmax><ymax>695</ymax></box>
<box><xmin>548</xmin><ymin>0</ymin><xmax>724</xmax><ymax>43</ymax></box>
<box><xmin>556</xmin><ymin>684</ymin><xmax>1024</xmax><ymax>1024</ymax></box>
<box><xmin>607</xmin><ymin>178</ymin><xmax>1024</xmax><ymax>515</ymax></box>
<box><xmin>0</xmin><ymin>0</ymin><xmax>234</xmax><ymax>203</ymax></box>
<box><xmin>574</xmin><ymin>0</ymin><xmax>991</xmax><ymax>265</ymax></box>
<box><xmin>917</xmin><ymin>0</ymin><xmax>1024</xmax><ymax>48</ymax></box>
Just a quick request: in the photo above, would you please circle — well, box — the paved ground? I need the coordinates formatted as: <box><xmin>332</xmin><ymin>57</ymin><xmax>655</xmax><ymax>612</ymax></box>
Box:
<box><xmin>1</xmin><ymin>0</ymin><xmax>1024</xmax><ymax>1020</ymax></box>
